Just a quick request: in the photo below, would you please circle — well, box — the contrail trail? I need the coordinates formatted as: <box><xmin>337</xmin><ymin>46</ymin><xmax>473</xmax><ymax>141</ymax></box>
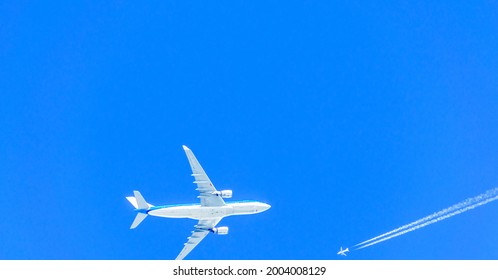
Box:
<box><xmin>356</xmin><ymin>194</ymin><xmax>498</xmax><ymax>250</ymax></box>
<box><xmin>354</xmin><ymin>188</ymin><xmax>498</xmax><ymax>247</ymax></box>
<box><xmin>354</xmin><ymin>187</ymin><xmax>498</xmax><ymax>250</ymax></box>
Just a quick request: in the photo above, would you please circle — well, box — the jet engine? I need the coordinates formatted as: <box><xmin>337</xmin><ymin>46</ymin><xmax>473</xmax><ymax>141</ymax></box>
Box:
<box><xmin>211</xmin><ymin>226</ymin><xmax>229</xmax><ymax>235</ymax></box>
<box><xmin>213</xmin><ymin>190</ymin><xmax>232</xmax><ymax>198</ymax></box>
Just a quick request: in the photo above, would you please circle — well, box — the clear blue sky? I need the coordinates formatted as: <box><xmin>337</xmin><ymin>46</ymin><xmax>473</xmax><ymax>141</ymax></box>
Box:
<box><xmin>1</xmin><ymin>1</ymin><xmax>498</xmax><ymax>260</ymax></box>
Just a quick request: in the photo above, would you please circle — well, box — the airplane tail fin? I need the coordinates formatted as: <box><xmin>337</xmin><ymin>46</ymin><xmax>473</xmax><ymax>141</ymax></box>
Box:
<box><xmin>133</xmin><ymin>191</ymin><xmax>149</xmax><ymax>209</ymax></box>
<box><xmin>126</xmin><ymin>191</ymin><xmax>151</xmax><ymax>229</ymax></box>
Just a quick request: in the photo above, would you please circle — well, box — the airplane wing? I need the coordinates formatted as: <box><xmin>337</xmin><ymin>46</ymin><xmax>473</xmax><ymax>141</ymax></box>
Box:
<box><xmin>175</xmin><ymin>218</ymin><xmax>222</xmax><ymax>260</ymax></box>
<box><xmin>183</xmin><ymin>145</ymin><xmax>225</xmax><ymax>207</ymax></box>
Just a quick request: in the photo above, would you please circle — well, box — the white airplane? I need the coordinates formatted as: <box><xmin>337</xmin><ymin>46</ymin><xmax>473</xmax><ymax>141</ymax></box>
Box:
<box><xmin>126</xmin><ymin>145</ymin><xmax>271</xmax><ymax>260</ymax></box>
<box><xmin>337</xmin><ymin>247</ymin><xmax>349</xmax><ymax>256</ymax></box>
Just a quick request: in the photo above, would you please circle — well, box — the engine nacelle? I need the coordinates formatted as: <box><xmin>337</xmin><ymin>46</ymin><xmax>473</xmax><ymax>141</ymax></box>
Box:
<box><xmin>213</xmin><ymin>190</ymin><xmax>232</xmax><ymax>198</ymax></box>
<box><xmin>211</xmin><ymin>226</ymin><xmax>229</xmax><ymax>235</ymax></box>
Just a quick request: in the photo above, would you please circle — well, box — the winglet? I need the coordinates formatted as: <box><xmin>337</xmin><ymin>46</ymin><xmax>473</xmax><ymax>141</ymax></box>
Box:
<box><xmin>182</xmin><ymin>145</ymin><xmax>190</xmax><ymax>151</ymax></box>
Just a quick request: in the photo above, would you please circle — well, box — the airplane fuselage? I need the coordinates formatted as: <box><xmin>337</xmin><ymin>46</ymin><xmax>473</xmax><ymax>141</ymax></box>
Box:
<box><xmin>145</xmin><ymin>200</ymin><xmax>270</xmax><ymax>220</ymax></box>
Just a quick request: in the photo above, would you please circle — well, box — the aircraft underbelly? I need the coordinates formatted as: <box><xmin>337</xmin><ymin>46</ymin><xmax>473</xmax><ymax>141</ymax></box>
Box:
<box><xmin>149</xmin><ymin>206</ymin><xmax>233</xmax><ymax>219</ymax></box>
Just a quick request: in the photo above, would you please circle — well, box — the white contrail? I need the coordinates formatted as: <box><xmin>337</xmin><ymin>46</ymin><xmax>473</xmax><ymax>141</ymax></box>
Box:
<box><xmin>354</xmin><ymin>187</ymin><xmax>498</xmax><ymax>250</ymax></box>
<box><xmin>354</xmin><ymin>188</ymin><xmax>498</xmax><ymax>247</ymax></box>
<box><xmin>354</xmin><ymin>196</ymin><xmax>481</xmax><ymax>247</ymax></box>
<box><xmin>356</xmin><ymin>194</ymin><xmax>498</xmax><ymax>250</ymax></box>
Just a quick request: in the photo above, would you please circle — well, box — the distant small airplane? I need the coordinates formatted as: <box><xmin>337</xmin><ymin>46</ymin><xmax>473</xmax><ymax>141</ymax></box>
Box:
<box><xmin>127</xmin><ymin>145</ymin><xmax>271</xmax><ymax>260</ymax></box>
<box><xmin>337</xmin><ymin>247</ymin><xmax>349</xmax><ymax>256</ymax></box>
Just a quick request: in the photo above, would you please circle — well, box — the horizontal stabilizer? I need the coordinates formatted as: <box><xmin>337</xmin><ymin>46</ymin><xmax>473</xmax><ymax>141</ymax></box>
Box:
<box><xmin>127</xmin><ymin>191</ymin><xmax>151</xmax><ymax>229</ymax></box>
<box><xmin>130</xmin><ymin>213</ymin><xmax>147</xmax><ymax>229</ymax></box>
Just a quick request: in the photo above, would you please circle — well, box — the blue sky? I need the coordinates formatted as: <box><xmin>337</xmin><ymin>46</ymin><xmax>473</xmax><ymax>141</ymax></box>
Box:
<box><xmin>1</xmin><ymin>1</ymin><xmax>498</xmax><ymax>260</ymax></box>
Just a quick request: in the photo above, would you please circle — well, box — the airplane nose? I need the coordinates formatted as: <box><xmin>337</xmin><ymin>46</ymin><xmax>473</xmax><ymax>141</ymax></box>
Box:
<box><xmin>255</xmin><ymin>202</ymin><xmax>271</xmax><ymax>213</ymax></box>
